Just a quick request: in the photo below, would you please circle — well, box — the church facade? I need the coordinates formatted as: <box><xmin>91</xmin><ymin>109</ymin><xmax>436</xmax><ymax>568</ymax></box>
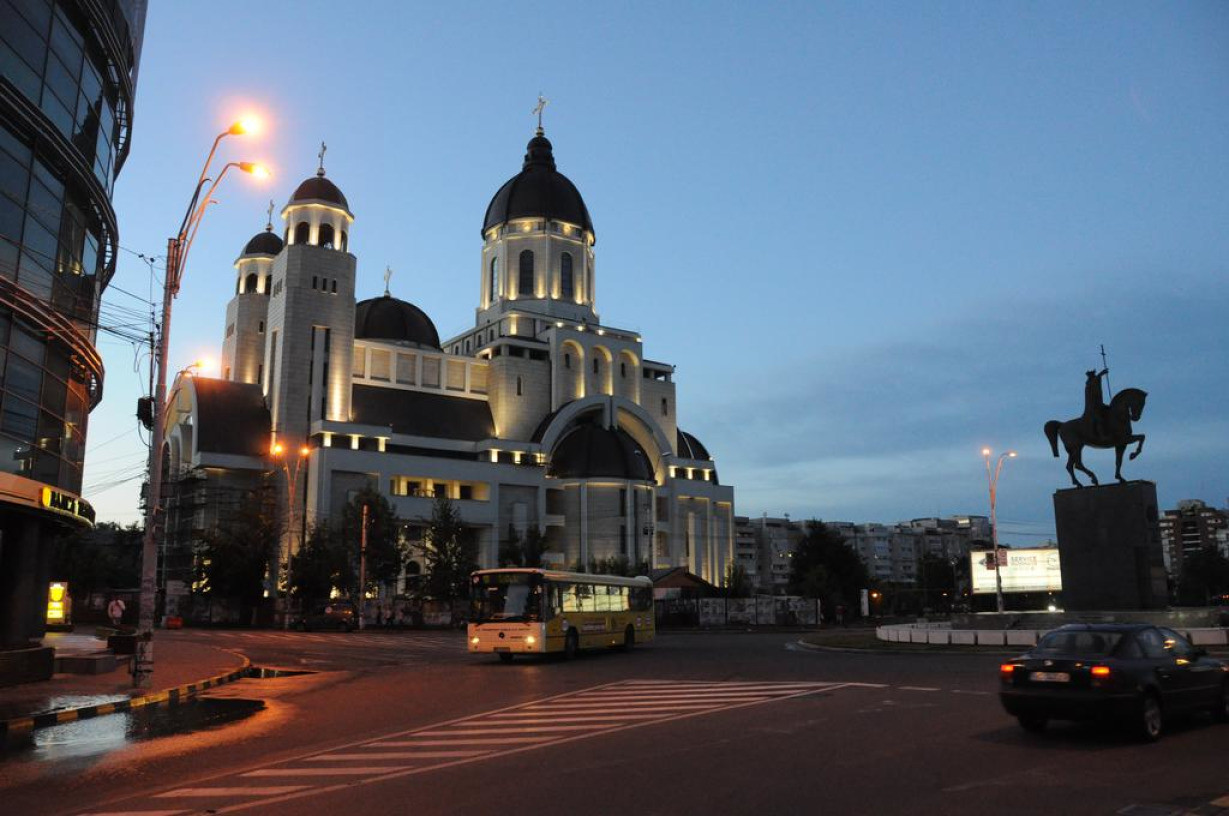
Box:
<box><xmin>160</xmin><ymin>127</ymin><xmax>735</xmax><ymax>595</ymax></box>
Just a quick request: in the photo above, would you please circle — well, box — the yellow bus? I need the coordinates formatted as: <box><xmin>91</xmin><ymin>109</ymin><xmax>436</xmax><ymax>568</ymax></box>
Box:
<box><xmin>468</xmin><ymin>568</ymin><xmax>655</xmax><ymax>661</ymax></box>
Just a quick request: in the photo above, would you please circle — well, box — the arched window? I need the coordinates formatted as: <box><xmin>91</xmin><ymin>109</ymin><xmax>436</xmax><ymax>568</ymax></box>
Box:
<box><xmin>318</xmin><ymin>223</ymin><xmax>335</xmax><ymax>249</ymax></box>
<box><xmin>340</xmin><ymin>230</ymin><xmax>348</xmax><ymax>252</ymax></box>
<box><xmin>518</xmin><ymin>250</ymin><xmax>534</xmax><ymax>297</ymax></box>
<box><xmin>244</xmin><ymin>272</ymin><xmax>258</xmax><ymax>293</ymax></box>
<box><xmin>294</xmin><ymin>222</ymin><xmax>310</xmax><ymax>244</ymax></box>
<box><xmin>489</xmin><ymin>256</ymin><xmax>499</xmax><ymax>300</ymax></box>
<box><xmin>560</xmin><ymin>253</ymin><xmax>574</xmax><ymax>300</ymax></box>
<box><xmin>264</xmin><ymin>275</ymin><xmax>272</xmax><ymax>294</ymax></box>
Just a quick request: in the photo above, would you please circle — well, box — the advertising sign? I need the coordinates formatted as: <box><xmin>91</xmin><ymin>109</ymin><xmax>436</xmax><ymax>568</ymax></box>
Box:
<box><xmin>970</xmin><ymin>548</ymin><xmax>1062</xmax><ymax>594</ymax></box>
<box><xmin>46</xmin><ymin>581</ymin><xmax>71</xmax><ymax>626</ymax></box>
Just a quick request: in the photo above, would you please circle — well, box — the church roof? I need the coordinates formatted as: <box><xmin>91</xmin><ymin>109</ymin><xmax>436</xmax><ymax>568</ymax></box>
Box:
<box><xmin>548</xmin><ymin>420</ymin><xmax>653</xmax><ymax>481</ymax></box>
<box><xmin>290</xmin><ymin>173</ymin><xmax>349</xmax><ymax>210</ymax></box>
<box><xmin>241</xmin><ymin>227</ymin><xmax>283</xmax><ymax>257</ymax></box>
<box><xmin>676</xmin><ymin>429</ymin><xmax>712</xmax><ymax>461</ymax></box>
<box><xmin>354</xmin><ymin>295</ymin><xmax>441</xmax><ymax>349</ymax></box>
<box><xmin>191</xmin><ymin>378</ymin><xmax>271</xmax><ymax>457</ymax></box>
<box><xmin>351</xmin><ymin>385</ymin><xmax>494</xmax><ymax>441</ymax></box>
<box><xmin>483</xmin><ymin>131</ymin><xmax>594</xmax><ymax>238</ymax></box>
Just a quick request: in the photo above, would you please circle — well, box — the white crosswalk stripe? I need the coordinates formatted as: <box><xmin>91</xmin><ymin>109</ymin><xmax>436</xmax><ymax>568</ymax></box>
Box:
<box><xmin>73</xmin><ymin>680</ymin><xmax>841</xmax><ymax>815</ymax></box>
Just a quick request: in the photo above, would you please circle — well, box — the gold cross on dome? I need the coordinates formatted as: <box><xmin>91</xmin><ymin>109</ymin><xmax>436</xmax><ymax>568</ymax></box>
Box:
<box><xmin>265</xmin><ymin>199</ymin><xmax>274</xmax><ymax>230</ymax></box>
<box><xmin>317</xmin><ymin>141</ymin><xmax>327</xmax><ymax>175</ymax></box>
<box><xmin>532</xmin><ymin>94</ymin><xmax>549</xmax><ymax>131</ymax></box>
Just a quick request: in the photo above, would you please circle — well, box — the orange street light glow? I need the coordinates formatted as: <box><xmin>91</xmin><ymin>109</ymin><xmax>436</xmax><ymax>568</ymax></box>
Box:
<box><xmin>230</xmin><ymin>115</ymin><xmax>262</xmax><ymax>136</ymax></box>
<box><xmin>239</xmin><ymin>162</ymin><xmax>271</xmax><ymax>179</ymax></box>
<box><xmin>299</xmin><ymin>446</ymin><xmax>310</xmax><ymax>457</ymax></box>
<box><xmin>271</xmin><ymin>443</ymin><xmax>284</xmax><ymax>456</ymax></box>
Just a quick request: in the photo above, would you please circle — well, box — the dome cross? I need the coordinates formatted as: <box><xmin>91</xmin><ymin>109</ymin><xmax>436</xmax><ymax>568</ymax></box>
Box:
<box><xmin>317</xmin><ymin>141</ymin><xmax>327</xmax><ymax>177</ymax></box>
<box><xmin>383</xmin><ymin>265</ymin><xmax>393</xmax><ymax>297</ymax></box>
<box><xmin>532</xmin><ymin>94</ymin><xmax>549</xmax><ymax>134</ymax></box>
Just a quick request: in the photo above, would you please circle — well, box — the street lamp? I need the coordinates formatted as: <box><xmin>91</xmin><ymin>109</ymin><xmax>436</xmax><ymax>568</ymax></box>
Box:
<box><xmin>982</xmin><ymin>447</ymin><xmax>1018</xmax><ymax>614</ymax></box>
<box><xmin>271</xmin><ymin>442</ymin><xmax>311</xmax><ymax>629</ymax></box>
<box><xmin>135</xmin><ymin>118</ymin><xmax>269</xmax><ymax>688</ymax></box>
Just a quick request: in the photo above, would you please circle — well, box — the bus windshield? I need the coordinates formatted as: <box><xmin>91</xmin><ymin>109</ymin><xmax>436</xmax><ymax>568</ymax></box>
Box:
<box><xmin>471</xmin><ymin>573</ymin><xmax>542</xmax><ymax>623</ymax></box>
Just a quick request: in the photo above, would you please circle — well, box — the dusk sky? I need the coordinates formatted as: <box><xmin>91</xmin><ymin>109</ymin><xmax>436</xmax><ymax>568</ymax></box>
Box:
<box><xmin>89</xmin><ymin>2</ymin><xmax>1229</xmax><ymax>546</ymax></box>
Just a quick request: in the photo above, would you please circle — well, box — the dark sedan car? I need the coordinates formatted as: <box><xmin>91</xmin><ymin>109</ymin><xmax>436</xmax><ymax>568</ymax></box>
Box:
<box><xmin>999</xmin><ymin>623</ymin><xmax>1229</xmax><ymax>741</ymax></box>
<box><xmin>295</xmin><ymin>600</ymin><xmax>357</xmax><ymax>632</ymax></box>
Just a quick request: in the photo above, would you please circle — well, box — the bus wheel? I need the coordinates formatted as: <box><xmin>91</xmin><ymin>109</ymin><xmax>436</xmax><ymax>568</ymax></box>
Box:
<box><xmin>564</xmin><ymin>630</ymin><xmax>579</xmax><ymax>660</ymax></box>
<box><xmin>622</xmin><ymin>625</ymin><xmax>635</xmax><ymax>649</ymax></box>
<box><xmin>498</xmin><ymin>652</ymin><xmax>514</xmax><ymax>663</ymax></box>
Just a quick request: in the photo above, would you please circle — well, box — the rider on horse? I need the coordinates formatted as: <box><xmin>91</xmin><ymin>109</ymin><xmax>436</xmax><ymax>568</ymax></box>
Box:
<box><xmin>1083</xmin><ymin>368</ymin><xmax>1109</xmax><ymax>442</ymax></box>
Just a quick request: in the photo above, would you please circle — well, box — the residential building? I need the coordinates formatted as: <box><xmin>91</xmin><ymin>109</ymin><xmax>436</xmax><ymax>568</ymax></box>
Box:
<box><xmin>1159</xmin><ymin>499</ymin><xmax>1229</xmax><ymax>577</ymax></box>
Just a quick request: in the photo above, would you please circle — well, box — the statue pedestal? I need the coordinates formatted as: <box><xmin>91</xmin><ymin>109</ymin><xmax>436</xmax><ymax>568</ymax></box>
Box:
<box><xmin>1053</xmin><ymin>480</ymin><xmax>1167</xmax><ymax>611</ymax></box>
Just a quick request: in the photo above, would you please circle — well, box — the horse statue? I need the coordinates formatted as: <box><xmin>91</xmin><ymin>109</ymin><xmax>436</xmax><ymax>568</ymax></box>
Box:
<box><xmin>1044</xmin><ymin>368</ymin><xmax>1148</xmax><ymax>487</ymax></box>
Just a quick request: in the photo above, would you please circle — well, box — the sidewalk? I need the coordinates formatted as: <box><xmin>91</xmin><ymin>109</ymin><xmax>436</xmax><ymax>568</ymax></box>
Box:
<box><xmin>0</xmin><ymin>631</ymin><xmax>249</xmax><ymax>734</ymax></box>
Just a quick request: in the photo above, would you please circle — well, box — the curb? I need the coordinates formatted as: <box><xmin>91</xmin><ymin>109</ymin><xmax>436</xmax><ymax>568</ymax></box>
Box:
<box><xmin>794</xmin><ymin>639</ymin><xmax>1017</xmax><ymax>656</ymax></box>
<box><xmin>0</xmin><ymin>652</ymin><xmax>251</xmax><ymax>738</ymax></box>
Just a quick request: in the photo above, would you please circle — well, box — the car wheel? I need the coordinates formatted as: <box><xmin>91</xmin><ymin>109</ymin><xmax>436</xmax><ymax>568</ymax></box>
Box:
<box><xmin>1214</xmin><ymin>681</ymin><xmax>1229</xmax><ymax>723</ymax></box>
<box><xmin>498</xmin><ymin>652</ymin><xmax>514</xmax><ymax>663</ymax></box>
<box><xmin>1139</xmin><ymin>692</ymin><xmax>1164</xmax><ymax>742</ymax></box>
<box><xmin>1017</xmin><ymin>714</ymin><xmax>1047</xmax><ymax>733</ymax></box>
<box><xmin>564</xmin><ymin>629</ymin><xmax>579</xmax><ymax>660</ymax></box>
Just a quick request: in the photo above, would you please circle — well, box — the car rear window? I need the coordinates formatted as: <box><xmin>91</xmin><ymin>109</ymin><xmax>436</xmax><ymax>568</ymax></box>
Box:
<box><xmin>1035</xmin><ymin>630</ymin><xmax>1122</xmax><ymax>656</ymax></box>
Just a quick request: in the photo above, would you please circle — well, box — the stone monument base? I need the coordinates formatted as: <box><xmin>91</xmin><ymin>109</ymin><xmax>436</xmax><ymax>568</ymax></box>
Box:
<box><xmin>1053</xmin><ymin>480</ymin><xmax>1167</xmax><ymax>611</ymax></box>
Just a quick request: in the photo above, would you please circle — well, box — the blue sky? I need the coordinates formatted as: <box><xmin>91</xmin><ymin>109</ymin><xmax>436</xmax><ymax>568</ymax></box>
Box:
<box><xmin>91</xmin><ymin>2</ymin><xmax>1229</xmax><ymax>544</ymax></box>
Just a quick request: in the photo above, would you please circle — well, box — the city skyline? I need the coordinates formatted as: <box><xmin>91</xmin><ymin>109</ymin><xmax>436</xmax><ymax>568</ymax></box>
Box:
<box><xmin>86</xmin><ymin>2</ymin><xmax>1229</xmax><ymax>544</ymax></box>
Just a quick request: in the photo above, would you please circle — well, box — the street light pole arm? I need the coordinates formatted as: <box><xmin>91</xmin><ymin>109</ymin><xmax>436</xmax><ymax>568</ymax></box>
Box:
<box><xmin>176</xmin><ymin>129</ymin><xmax>230</xmax><ymax>242</ymax></box>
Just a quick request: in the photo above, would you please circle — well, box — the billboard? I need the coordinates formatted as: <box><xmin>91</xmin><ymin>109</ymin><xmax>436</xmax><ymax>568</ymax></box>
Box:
<box><xmin>970</xmin><ymin>548</ymin><xmax>1062</xmax><ymax>594</ymax></box>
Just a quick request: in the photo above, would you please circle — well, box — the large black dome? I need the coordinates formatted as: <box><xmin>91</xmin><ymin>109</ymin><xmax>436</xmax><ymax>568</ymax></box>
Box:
<box><xmin>290</xmin><ymin>173</ymin><xmax>349</xmax><ymax>210</ymax></box>
<box><xmin>241</xmin><ymin>227</ymin><xmax>284</xmax><ymax>257</ymax></box>
<box><xmin>482</xmin><ymin>131</ymin><xmax>594</xmax><ymax>239</ymax></box>
<box><xmin>354</xmin><ymin>295</ymin><xmax>440</xmax><ymax>349</ymax></box>
<box><xmin>549</xmin><ymin>421</ymin><xmax>652</xmax><ymax>480</ymax></box>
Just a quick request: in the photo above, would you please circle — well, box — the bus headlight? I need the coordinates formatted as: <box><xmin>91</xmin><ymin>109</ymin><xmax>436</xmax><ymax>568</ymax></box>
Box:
<box><xmin>526</xmin><ymin>635</ymin><xmax>536</xmax><ymax>645</ymax></box>
<box><xmin>470</xmin><ymin>636</ymin><xmax>480</xmax><ymax>645</ymax></box>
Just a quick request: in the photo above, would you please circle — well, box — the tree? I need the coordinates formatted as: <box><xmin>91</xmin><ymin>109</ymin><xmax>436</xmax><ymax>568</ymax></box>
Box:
<box><xmin>288</xmin><ymin>521</ymin><xmax>355</xmax><ymax>604</ymax></box>
<box><xmin>918</xmin><ymin>553</ymin><xmax>958</xmax><ymax>613</ymax></box>
<box><xmin>341</xmin><ymin>487</ymin><xmax>404</xmax><ymax>594</ymax></box>
<box><xmin>194</xmin><ymin>489</ymin><xmax>277</xmax><ymax>619</ymax></box>
<box><xmin>500</xmin><ymin>525</ymin><xmax>547</xmax><ymax>568</ymax></box>
<box><xmin>1176</xmin><ymin>546</ymin><xmax>1229</xmax><ymax>606</ymax></box>
<box><xmin>589</xmin><ymin>554</ymin><xmax>650</xmax><ymax>577</ymax></box>
<box><xmin>724</xmin><ymin>562</ymin><xmax>752</xmax><ymax>598</ymax></box>
<box><xmin>499</xmin><ymin>524</ymin><xmax>523</xmax><ymax>567</ymax></box>
<box><xmin>52</xmin><ymin>522</ymin><xmax>143</xmax><ymax>597</ymax></box>
<box><xmin>414</xmin><ymin>496</ymin><xmax>477</xmax><ymax>600</ymax></box>
<box><xmin>788</xmin><ymin>521</ymin><xmax>869</xmax><ymax>616</ymax></box>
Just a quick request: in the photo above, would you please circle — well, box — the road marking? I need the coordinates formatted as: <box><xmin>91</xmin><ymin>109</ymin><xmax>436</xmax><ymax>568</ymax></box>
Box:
<box><xmin>950</xmin><ymin>689</ymin><xmax>991</xmax><ymax>696</ymax></box>
<box><xmin>369</xmin><ymin>737</ymin><xmax>554</xmax><ymax>746</ymax></box>
<box><xmin>414</xmin><ymin>724</ymin><xmax>624</xmax><ymax>735</ymax></box>
<box><xmin>309</xmin><ymin>751</ymin><xmax>490</xmax><ymax>761</ymax></box>
<box><xmin>96</xmin><ymin>680</ymin><xmax>840</xmax><ymax>815</ymax></box>
<box><xmin>242</xmin><ymin>768</ymin><xmax>411</xmax><ymax>777</ymax></box>
<box><xmin>80</xmin><ymin>811</ymin><xmax>189</xmax><ymax>816</ymax></box>
<box><xmin>155</xmin><ymin>786</ymin><xmax>309</xmax><ymax>798</ymax></box>
<box><xmin>897</xmin><ymin>686</ymin><xmax>940</xmax><ymax>692</ymax></box>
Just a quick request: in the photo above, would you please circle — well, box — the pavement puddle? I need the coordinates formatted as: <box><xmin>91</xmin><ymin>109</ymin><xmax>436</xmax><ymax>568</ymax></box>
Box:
<box><xmin>1</xmin><ymin>697</ymin><xmax>265</xmax><ymax>761</ymax></box>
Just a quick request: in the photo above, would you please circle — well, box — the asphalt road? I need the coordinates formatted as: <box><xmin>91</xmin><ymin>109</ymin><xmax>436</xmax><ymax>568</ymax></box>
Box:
<box><xmin>2</xmin><ymin>629</ymin><xmax>1226</xmax><ymax>816</ymax></box>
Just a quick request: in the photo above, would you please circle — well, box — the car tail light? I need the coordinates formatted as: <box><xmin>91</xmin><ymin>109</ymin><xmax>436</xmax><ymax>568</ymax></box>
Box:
<box><xmin>1090</xmin><ymin>666</ymin><xmax>1111</xmax><ymax>678</ymax></box>
<box><xmin>1000</xmin><ymin>663</ymin><xmax>1017</xmax><ymax>678</ymax></box>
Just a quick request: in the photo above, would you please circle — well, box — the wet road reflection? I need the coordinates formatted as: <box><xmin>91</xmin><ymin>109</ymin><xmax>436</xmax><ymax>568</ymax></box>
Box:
<box><xmin>2</xmin><ymin>698</ymin><xmax>265</xmax><ymax>762</ymax></box>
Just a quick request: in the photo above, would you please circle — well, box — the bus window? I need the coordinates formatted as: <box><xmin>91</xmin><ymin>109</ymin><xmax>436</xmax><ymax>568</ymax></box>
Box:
<box><xmin>561</xmin><ymin>583</ymin><xmax>580</xmax><ymax>613</ymax></box>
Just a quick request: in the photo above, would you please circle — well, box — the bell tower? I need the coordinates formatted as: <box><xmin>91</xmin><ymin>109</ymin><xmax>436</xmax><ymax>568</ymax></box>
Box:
<box><xmin>221</xmin><ymin>203</ymin><xmax>281</xmax><ymax>384</ymax></box>
<box><xmin>263</xmin><ymin>147</ymin><xmax>357</xmax><ymax>446</ymax></box>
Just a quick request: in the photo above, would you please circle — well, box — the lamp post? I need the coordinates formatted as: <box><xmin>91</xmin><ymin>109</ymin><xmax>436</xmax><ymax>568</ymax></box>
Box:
<box><xmin>271</xmin><ymin>442</ymin><xmax>310</xmax><ymax>629</ymax></box>
<box><xmin>134</xmin><ymin>119</ymin><xmax>268</xmax><ymax>688</ymax></box>
<box><xmin>982</xmin><ymin>447</ymin><xmax>1018</xmax><ymax>614</ymax></box>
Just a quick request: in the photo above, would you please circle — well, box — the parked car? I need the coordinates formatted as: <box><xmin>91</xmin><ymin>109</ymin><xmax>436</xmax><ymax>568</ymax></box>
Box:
<box><xmin>296</xmin><ymin>600</ymin><xmax>357</xmax><ymax>632</ymax></box>
<box><xmin>999</xmin><ymin>623</ymin><xmax>1229</xmax><ymax>741</ymax></box>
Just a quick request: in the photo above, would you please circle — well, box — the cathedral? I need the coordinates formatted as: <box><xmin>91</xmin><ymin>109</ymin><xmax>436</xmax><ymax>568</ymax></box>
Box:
<box><xmin>159</xmin><ymin>124</ymin><xmax>735</xmax><ymax>597</ymax></box>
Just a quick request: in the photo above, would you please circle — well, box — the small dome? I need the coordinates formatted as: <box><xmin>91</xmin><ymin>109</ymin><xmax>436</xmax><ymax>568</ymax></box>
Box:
<box><xmin>241</xmin><ymin>227</ymin><xmax>284</xmax><ymax>257</ymax></box>
<box><xmin>549</xmin><ymin>420</ymin><xmax>652</xmax><ymax>480</ymax></box>
<box><xmin>483</xmin><ymin>130</ymin><xmax>593</xmax><ymax>239</ymax></box>
<box><xmin>676</xmin><ymin>429</ymin><xmax>711</xmax><ymax>461</ymax></box>
<box><xmin>354</xmin><ymin>294</ymin><xmax>440</xmax><ymax>349</ymax></box>
<box><xmin>290</xmin><ymin>172</ymin><xmax>349</xmax><ymax>210</ymax></box>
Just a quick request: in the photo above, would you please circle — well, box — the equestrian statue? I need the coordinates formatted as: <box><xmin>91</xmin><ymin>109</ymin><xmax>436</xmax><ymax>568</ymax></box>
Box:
<box><xmin>1044</xmin><ymin>364</ymin><xmax>1148</xmax><ymax>487</ymax></box>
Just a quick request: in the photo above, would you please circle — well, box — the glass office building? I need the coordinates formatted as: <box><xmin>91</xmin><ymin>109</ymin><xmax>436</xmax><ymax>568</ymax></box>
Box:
<box><xmin>0</xmin><ymin>0</ymin><xmax>145</xmax><ymax>682</ymax></box>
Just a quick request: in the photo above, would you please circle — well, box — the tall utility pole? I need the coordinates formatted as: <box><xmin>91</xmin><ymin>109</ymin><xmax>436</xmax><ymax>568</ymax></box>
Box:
<box><xmin>982</xmin><ymin>448</ymin><xmax>1017</xmax><ymax>615</ymax></box>
<box><xmin>358</xmin><ymin>503</ymin><xmax>369</xmax><ymax>630</ymax></box>
<box><xmin>133</xmin><ymin>119</ymin><xmax>266</xmax><ymax>687</ymax></box>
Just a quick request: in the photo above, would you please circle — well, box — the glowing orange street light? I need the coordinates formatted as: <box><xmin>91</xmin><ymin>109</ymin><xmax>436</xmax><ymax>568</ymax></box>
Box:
<box><xmin>272</xmin><ymin>440</ymin><xmax>312</xmax><ymax>629</ymax></box>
